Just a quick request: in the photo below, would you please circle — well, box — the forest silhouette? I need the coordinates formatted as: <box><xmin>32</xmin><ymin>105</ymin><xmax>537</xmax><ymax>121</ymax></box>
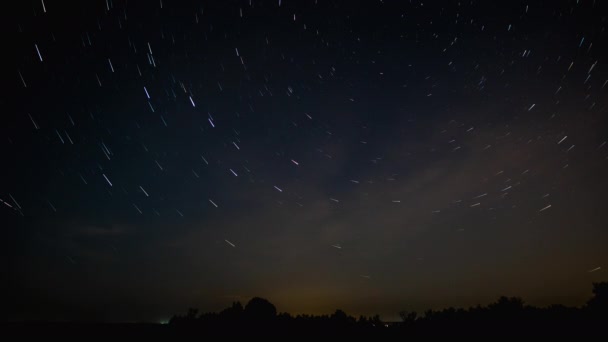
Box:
<box><xmin>4</xmin><ymin>282</ymin><xmax>607</xmax><ymax>337</ymax></box>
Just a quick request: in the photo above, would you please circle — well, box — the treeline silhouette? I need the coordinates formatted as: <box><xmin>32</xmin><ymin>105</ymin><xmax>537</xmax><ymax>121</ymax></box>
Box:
<box><xmin>167</xmin><ymin>282</ymin><xmax>608</xmax><ymax>337</ymax></box>
<box><xmin>3</xmin><ymin>282</ymin><xmax>607</xmax><ymax>337</ymax></box>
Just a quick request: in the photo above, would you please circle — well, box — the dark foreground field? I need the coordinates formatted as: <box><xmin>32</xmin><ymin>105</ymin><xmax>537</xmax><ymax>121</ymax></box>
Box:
<box><xmin>3</xmin><ymin>282</ymin><xmax>607</xmax><ymax>338</ymax></box>
<box><xmin>2</xmin><ymin>318</ymin><xmax>608</xmax><ymax>338</ymax></box>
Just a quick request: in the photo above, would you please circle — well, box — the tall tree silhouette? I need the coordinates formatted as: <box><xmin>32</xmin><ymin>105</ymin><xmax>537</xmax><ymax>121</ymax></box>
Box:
<box><xmin>219</xmin><ymin>301</ymin><xmax>243</xmax><ymax>320</ymax></box>
<box><xmin>244</xmin><ymin>297</ymin><xmax>277</xmax><ymax>321</ymax></box>
<box><xmin>586</xmin><ymin>282</ymin><xmax>608</xmax><ymax>313</ymax></box>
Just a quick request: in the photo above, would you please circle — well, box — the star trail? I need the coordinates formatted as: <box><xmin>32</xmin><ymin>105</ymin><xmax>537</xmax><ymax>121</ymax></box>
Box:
<box><xmin>3</xmin><ymin>0</ymin><xmax>608</xmax><ymax>322</ymax></box>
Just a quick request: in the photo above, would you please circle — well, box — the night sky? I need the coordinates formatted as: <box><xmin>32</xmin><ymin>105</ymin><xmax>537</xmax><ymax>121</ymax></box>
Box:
<box><xmin>4</xmin><ymin>0</ymin><xmax>608</xmax><ymax>323</ymax></box>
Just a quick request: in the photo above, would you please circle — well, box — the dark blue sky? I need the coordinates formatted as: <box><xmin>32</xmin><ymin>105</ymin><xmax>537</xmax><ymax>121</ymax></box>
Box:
<box><xmin>3</xmin><ymin>0</ymin><xmax>608</xmax><ymax>322</ymax></box>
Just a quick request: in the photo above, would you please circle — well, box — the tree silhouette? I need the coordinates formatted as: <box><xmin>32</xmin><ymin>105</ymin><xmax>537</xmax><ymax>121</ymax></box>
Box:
<box><xmin>330</xmin><ymin>309</ymin><xmax>356</xmax><ymax>327</ymax></box>
<box><xmin>399</xmin><ymin>310</ymin><xmax>417</xmax><ymax>324</ymax></box>
<box><xmin>219</xmin><ymin>301</ymin><xmax>243</xmax><ymax>320</ymax></box>
<box><xmin>186</xmin><ymin>307</ymin><xmax>198</xmax><ymax>319</ymax></box>
<box><xmin>330</xmin><ymin>309</ymin><xmax>348</xmax><ymax>321</ymax></box>
<box><xmin>244</xmin><ymin>297</ymin><xmax>277</xmax><ymax>320</ymax></box>
<box><xmin>488</xmin><ymin>296</ymin><xmax>524</xmax><ymax>313</ymax></box>
<box><xmin>586</xmin><ymin>282</ymin><xmax>608</xmax><ymax>313</ymax></box>
<box><xmin>162</xmin><ymin>281</ymin><xmax>608</xmax><ymax>337</ymax></box>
